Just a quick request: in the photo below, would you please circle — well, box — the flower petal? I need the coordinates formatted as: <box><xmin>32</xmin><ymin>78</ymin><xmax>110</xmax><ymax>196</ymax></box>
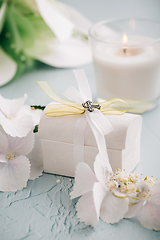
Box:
<box><xmin>0</xmin><ymin>94</ymin><xmax>27</xmax><ymax>118</ymax></box>
<box><xmin>124</xmin><ymin>199</ymin><xmax>144</xmax><ymax>218</ymax></box>
<box><xmin>17</xmin><ymin>105</ymin><xmax>42</xmax><ymax>126</ymax></box>
<box><xmin>76</xmin><ymin>192</ymin><xmax>96</xmax><ymax>227</ymax></box>
<box><xmin>0</xmin><ymin>111</ymin><xmax>33</xmax><ymax>137</ymax></box>
<box><xmin>0</xmin><ymin>47</ymin><xmax>17</xmax><ymax>87</ymax></box>
<box><xmin>100</xmin><ymin>192</ymin><xmax>129</xmax><ymax>224</ymax></box>
<box><xmin>6</xmin><ymin>130</ymin><xmax>35</xmax><ymax>156</ymax></box>
<box><xmin>11</xmin><ymin>95</ymin><xmax>28</xmax><ymax>116</ymax></box>
<box><xmin>35</xmin><ymin>0</ymin><xmax>74</xmax><ymax>42</ymax></box>
<box><xmin>28</xmin><ymin>133</ymin><xmax>43</xmax><ymax>180</ymax></box>
<box><xmin>0</xmin><ymin>130</ymin><xmax>8</xmax><ymax>155</ymax></box>
<box><xmin>150</xmin><ymin>183</ymin><xmax>160</xmax><ymax>205</ymax></box>
<box><xmin>0</xmin><ymin>95</ymin><xmax>12</xmax><ymax>116</ymax></box>
<box><xmin>94</xmin><ymin>152</ymin><xmax>112</xmax><ymax>186</ymax></box>
<box><xmin>70</xmin><ymin>162</ymin><xmax>97</xmax><ymax>199</ymax></box>
<box><xmin>0</xmin><ymin>156</ymin><xmax>30</xmax><ymax>192</ymax></box>
<box><xmin>0</xmin><ymin>95</ymin><xmax>40</xmax><ymax>137</ymax></box>
<box><xmin>137</xmin><ymin>202</ymin><xmax>160</xmax><ymax>230</ymax></box>
<box><xmin>60</xmin><ymin>2</ymin><xmax>92</xmax><ymax>35</ymax></box>
<box><xmin>0</xmin><ymin>154</ymin><xmax>7</xmax><ymax>163</ymax></box>
<box><xmin>25</xmin><ymin>37</ymin><xmax>92</xmax><ymax>68</ymax></box>
<box><xmin>76</xmin><ymin>182</ymin><xmax>106</xmax><ymax>227</ymax></box>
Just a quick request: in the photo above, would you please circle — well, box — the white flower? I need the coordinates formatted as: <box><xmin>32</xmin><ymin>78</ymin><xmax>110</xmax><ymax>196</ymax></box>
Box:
<box><xmin>125</xmin><ymin>180</ymin><xmax>160</xmax><ymax>230</ymax></box>
<box><xmin>0</xmin><ymin>130</ymin><xmax>35</xmax><ymax>192</ymax></box>
<box><xmin>0</xmin><ymin>0</ymin><xmax>92</xmax><ymax>86</ymax></box>
<box><xmin>28</xmin><ymin>133</ymin><xmax>43</xmax><ymax>180</ymax></box>
<box><xmin>70</xmin><ymin>153</ymin><xmax>129</xmax><ymax>227</ymax></box>
<box><xmin>0</xmin><ymin>94</ymin><xmax>42</xmax><ymax>137</ymax></box>
<box><xmin>24</xmin><ymin>0</ymin><xmax>92</xmax><ymax>68</ymax></box>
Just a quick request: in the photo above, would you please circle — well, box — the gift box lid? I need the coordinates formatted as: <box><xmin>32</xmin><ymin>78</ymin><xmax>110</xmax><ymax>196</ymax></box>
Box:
<box><xmin>38</xmin><ymin>104</ymin><xmax>142</xmax><ymax>151</ymax></box>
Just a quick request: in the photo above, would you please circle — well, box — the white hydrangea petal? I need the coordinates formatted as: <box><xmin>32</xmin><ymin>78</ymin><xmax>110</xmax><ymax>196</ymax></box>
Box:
<box><xmin>0</xmin><ymin>156</ymin><xmax>30</xmax><ymax>192</ymax></box>
<box><xmin>0</xmin><ymin>130</ymin><xmax>8</xmax><ymax>154</ymax></box>
<box><xmin>94</xmin><ymin>152</ymin><xmax>112</xmax><ymax>186</ymax></box>
<box><xmin>0</xmin><ymin>111</ymin><xmax>34</xmax><ymax>137</ymax></box>
<box><xmin>0</xmin><ymin>47</ymin><xmax>17</xmax><ymax>87</ymax></box>
<box><xmin>75</xmin><ymin>195</ymin><xmax>96</xmax><ymax>226</ymax></box>
<box><xmin>28</xmin><ymin>133</ymin><xmax>43</xmax><ymax>180</ymax></box>
<box><xmin>124</xmin><ymin>199</ymin><xmax>144</xmax><ymax>218</ymax></box>
<box><xmin>7</xmin><ymin>130</ymin><xmax>35</xmax><ymax>156</ymax></box>
<box><xmin>25</xmin><ymin>38</ymin><xmax>92</xmax><ymax>68</ymax></box>
<box><xmin>93</xmin><ymin>182</ymin><xmax>108</xmax><ymax>218</ymax></box>
<box><xmin>0</xmin><ymin>154</ymin><xmax>7</xmax><ymax>163</ymax></box>
<box><xmin>11</xmin><ymin>94</ymin><xmax>28</xmax><ymax>116</ymax></box>
<box><xmin>70</xmin><ymin>162</ymin><xmax>97</xmax><ymax>199</ymax></box>
<box><xmin>100</xmin><ymin>192</ymin><xmax>129</xmax><ymax>224</ymax></box>
<box><xmin>17</xmin><ymin>105</ymin><xmax>42</xmax><ymax>126</ymax></box>
<box><xmin>76</xmin><ymin>182</ymin><xmax>107</xmax><ymax>227</ymax></box>
<box><xmin>76</xmin><ymin>192</ymin><xmax>96</xmax><ymax>227</ymax></box>
<box><xmin>150</xmin><ymin>183</ymin><xmax>160</xmax><ymax>205</ymax></box>
<box><xmin>35</xmin><ymin>0</ymin><xmax>74</xmax><ymax>42</ymax></box>
<box><xmin>0</xmin><ymin>94</ymin><xmax>27</xmax><ymax>118</ymax></box>
<box><xmin>0</xmin><ymin>95</ymin><xmax>38</xmax><ymax>137</ymax></box>
<box><xmin>0</xmin><ymin>95</ymin><xmax>13</xmax><ymax>116</ymax></box>
<box><xmin>137</xmin><ymin>202</ymin><xmax>160</xmax><ymax>230</ymax></box>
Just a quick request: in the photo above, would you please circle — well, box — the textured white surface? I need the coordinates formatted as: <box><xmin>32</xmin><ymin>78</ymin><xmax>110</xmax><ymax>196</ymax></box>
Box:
<box><xmin>0</xmin><ymin>0</ymin><xmax>160</xmax><ymax>239</ymax></box>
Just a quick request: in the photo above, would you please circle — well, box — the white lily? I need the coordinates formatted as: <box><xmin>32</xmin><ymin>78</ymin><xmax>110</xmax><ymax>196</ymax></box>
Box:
<box><xmin>25</xmin><ymin>37</ymin><xmax>91</xmax><ymax>68</ymax></box>
<box><xmin>0</xmin><ymin>94</ymin><xmax>42</xmax><ymax>137</ymax></box>
<box><xmin>70</xmin><ymin>153</ymin><xmax>129</xmax><ymax>227</ymax></box>
<box><xmin>25</xmin><ymin>0</ymin><xmax>92</xmax><ymax>68</ymax></box>
<box><xmin>0</xmin><ymin>0</ymin><xmax>92</xmax><ymax>86</ymax></box>
<box><xmin>125</xmin><ymin>179</ymin><xmax>160</xmax><ymax>230</ymax></box>
<box><xmin>0</xmin><ymin>130</ymin><xmax>34</xmax><ymax>192</ymax></box>
<box><xmin>59</xmin><ymin>2</ymin><xmax>92</xmax><ymax>36</ymax></box>
<box><xmin>0</xmin><ymin>47</ymin><xmax>17</xmax><ymax>87</ymax></box>
<box><xmin>35</xmin><ymin>0</ymin><xmax>74</xmax><ymax>43</ymax></box>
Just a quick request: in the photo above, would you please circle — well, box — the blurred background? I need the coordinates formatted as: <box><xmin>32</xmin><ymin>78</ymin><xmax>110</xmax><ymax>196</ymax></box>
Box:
<box><xmin>1</xmin><ymin>0</ymin><xmax>160</xmax><ymax>106</ymax></box>
<box><xmin>60</xmin><ymin>0</ymin><xmax>160</xmax><ymax>22</ymax></box>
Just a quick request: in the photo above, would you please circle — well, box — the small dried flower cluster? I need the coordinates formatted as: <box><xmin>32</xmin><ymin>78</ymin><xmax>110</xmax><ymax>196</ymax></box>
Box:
<box><xmin>107</xmin><ymin>169</ymin><xmax>156</xmax><ymax>200</ymax></box>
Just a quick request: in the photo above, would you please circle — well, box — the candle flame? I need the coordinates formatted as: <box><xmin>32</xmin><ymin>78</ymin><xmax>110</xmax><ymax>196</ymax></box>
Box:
<box><xmin>122</xmin><ymin>33</ymin><xmax>128</xmax><ymax>44</ymax></box>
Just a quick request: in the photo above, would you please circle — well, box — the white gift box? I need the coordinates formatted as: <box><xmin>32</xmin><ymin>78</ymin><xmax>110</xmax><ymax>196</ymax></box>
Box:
<box><xmin>38</xmin><ymin>105</ymin><xmax>142</xmax><ymax>177</ymax></box>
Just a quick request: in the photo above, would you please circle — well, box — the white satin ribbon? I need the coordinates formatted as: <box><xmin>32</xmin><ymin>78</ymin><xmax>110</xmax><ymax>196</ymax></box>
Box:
<box><xmin>64</xmin><ymin>69</ymin><xmax>113</xmax><ymax>170</ymax></box>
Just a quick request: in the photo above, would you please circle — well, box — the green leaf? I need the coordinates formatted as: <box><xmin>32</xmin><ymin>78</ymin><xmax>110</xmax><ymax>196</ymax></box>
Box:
<box><xmin>9</xmin><ymin>4</ymin><xmax>35</xmax><ymax>50</ymax></box>
<box><xmin>31</xmin><ymin>105</ymin><xmax>46</xmax><ymax>110</ymax></box>
<box><xmin>31</xmin><ymin>106</ymin><xmax>45</xmax><ymax>133</ymax></box>
<box><xmin>27</xmin><ymin>15</ymin><xmax>55</xmax><ymax>40</ymax></box>
<box><xmin>0</xmin><ymin>3</ymin><xmax>37</xmax><ymax>83</ymax></box>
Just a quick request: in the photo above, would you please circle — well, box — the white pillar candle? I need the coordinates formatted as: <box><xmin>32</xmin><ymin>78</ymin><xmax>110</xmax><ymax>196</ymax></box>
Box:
<box><xmin>89</xmin><ymin>19</ymin><xmax>160</xmax><ymax>106</ymax></box>
<box><xmin>93</xmin><ymin>36</ymin><xmax>160</xmax><ymax>102</ymax></box>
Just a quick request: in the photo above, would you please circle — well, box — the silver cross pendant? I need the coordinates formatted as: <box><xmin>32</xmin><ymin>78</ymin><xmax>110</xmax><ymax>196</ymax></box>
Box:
<box><xmin>82</xmin><ymin>100</ymin><xmax>101</xmax><ymax>112</ymax></box>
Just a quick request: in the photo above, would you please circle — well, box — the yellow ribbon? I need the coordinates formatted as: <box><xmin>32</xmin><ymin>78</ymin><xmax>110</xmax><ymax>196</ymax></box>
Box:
<box><xmin>37</xmin><ymin>81</ymin><xmax>153</xmax><ymax>117</ymax></box>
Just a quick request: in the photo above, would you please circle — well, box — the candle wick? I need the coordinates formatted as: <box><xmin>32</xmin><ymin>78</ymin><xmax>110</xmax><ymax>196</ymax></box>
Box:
<box><xmin>123</xmin><ymin>48</ymin><xmax>127</xmax><ymax>54</ymax></box>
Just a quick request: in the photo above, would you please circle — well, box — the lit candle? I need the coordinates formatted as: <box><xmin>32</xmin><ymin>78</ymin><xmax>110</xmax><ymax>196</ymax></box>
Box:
<box><xmin>89</xmin><ymin>19</ymin><xmax>160</xmax><ymax>106</ymax></box>
<box><xmin>122</xmin><ymin>33</ymin><xmax>128</xmax><ymax>54</ymax></box>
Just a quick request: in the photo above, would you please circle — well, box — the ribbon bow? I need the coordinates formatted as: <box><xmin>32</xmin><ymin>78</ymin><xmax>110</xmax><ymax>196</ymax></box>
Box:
<box><xmin>37</xmin><ymin>69</ymin><xmax>152</xmax><ymax>172</ymax></box>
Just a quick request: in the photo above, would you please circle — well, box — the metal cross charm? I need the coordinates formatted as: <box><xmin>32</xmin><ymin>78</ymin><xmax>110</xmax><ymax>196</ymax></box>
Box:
<box><xmin>82</xmin><ymin>100</ymin><xmax>101</xmax><ymax>112</ymax></box>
